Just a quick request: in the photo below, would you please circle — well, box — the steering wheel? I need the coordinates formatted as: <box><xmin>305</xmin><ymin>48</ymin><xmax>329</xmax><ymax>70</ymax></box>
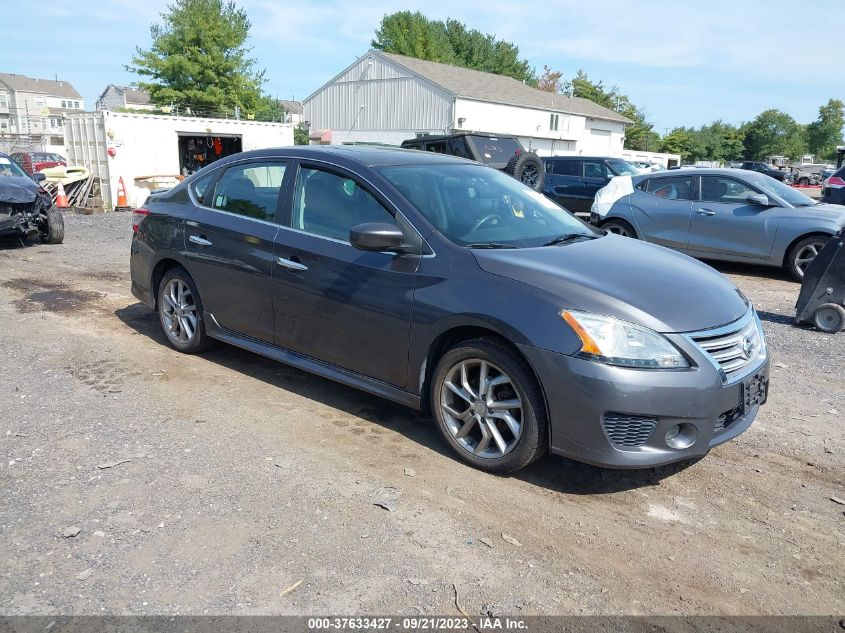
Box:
<box><xmin>470</xmin><ymin>214</ymin><xmax>501</xmax><ymax>233</ymax></box>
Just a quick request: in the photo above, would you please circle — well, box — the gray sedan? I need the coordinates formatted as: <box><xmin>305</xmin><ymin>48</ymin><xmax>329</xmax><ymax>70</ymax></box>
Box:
<box><xmin>590</xmin><ymin>168</ymin><xmax>845</xmax><ymax>280</ymax></box>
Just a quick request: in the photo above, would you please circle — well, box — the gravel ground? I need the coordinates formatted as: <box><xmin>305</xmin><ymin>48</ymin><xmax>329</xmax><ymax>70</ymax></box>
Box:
<box><xmin>0</xmin><ymin>211</ymin><xmax>842</xmax><ymax>616</ymax></box>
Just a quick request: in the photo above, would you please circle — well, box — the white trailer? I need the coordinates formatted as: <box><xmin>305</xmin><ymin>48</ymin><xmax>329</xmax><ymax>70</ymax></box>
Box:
<box><xmin>64</xmin><ymin>111</ymin><xmax>294</xmax><ymax>209</ymax></box>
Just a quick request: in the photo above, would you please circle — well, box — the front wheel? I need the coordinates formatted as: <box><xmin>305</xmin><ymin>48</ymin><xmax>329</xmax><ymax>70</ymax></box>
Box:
<box><xmin>39</xmin><ymin>205</ymin><xmax>64</xmax><ymax>244</ymax></box>
<box><xmin>157</xmin><ymin>267</ymin><xmax>213</xmax><ymax>353</ymax></box>
<box><xmin>786</xmin><ymin>235</ymin><xmax>829</xmax><ymax>281</ymax></box>
<box><xmin>601</xmin><ymin>219</ymin><xmax>637</xmax><ymax>239</ymax></box>
<box><xmin>430</xmin><ymin>338</ymin><xmax>547</xmax><ymax>473</ymax></box>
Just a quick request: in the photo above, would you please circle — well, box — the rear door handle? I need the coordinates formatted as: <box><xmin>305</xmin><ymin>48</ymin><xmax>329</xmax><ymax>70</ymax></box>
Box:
<box><xmin>276</xmin><ymin>256</ymin><xmax>308</xmax><ymax>272</ymax></box>
<box><xmin>189</xmin><ymin>235</ymin><xmax>213</xmax><ymax>246</ymax></box>
<box><xmin>696</xmin><ymin>209</ymin><xmax>717</xmax><ymax>216</ymax></box>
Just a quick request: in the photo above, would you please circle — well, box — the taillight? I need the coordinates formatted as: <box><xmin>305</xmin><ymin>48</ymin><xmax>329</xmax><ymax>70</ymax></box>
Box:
<box><xmin>132</xmin><ymin>208</ymin><xmax>150</xmax><ymax>233</ymax></box>
<box><xmin>825</xmin><ymin>176</ymin><xmax>845</xmax><ymax>189</ymax></box>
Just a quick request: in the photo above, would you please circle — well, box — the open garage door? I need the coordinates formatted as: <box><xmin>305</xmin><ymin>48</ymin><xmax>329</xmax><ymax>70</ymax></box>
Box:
<box><xmin>177</xmin><ymin>132</ymin><xmax>242</xmax><ymax>176</ymax></box>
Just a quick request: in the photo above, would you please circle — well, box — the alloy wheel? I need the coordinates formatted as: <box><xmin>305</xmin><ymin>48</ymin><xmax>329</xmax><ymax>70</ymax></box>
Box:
<box><xmin>606</xmin><ymin>223</ymin><xmax>633</xmax><ymax>238</ymax></box>
<box><xmin>439</xmin><ymin>359</ymin><xmax>523</xmax><ymax>458</ymax></box>
<box><xmin>793</xmin><ymin>241</ymin><xmax>825</xmax><ymax>277</ymax></box>
<box><xmin>521</xmin><ymin>164</ymin><xmax>539</xmax><ymax>187</ymax></box>
<box><xmin>161</xmin><ymin>278</ymin><xmax>198</xmax><ymax>345</ymax></box>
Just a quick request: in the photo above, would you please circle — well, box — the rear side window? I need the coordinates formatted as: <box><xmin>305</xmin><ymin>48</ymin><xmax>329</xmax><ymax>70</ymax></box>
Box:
<box><xmin>425</xmin><ymin>142</ymin><xmax>447</xmax><ymax>154</ymax></box>
<box><xmin>551</xmin><ymin>159</ymin><xmax>581</xmax><ymax>176</ymax></box>
<box><xmin>644</xmin><ymin>176</ymin><xmax>695</xmax><ymax>200</ymax></box>
<box><xmin>211</xmin><ymin>161</ymin><xmax>287</xmax><ymax>221</ymax></box>
<box><xmin>189</xmin><ymin>170</ymin><xmax>217</xmax><ymax>205</ymax></box>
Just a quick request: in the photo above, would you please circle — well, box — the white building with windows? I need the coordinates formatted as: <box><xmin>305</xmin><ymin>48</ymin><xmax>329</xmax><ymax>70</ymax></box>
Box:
<box><xmin>96</xmin><ymin>85</ymin><xmax>156</xmax><ymax>112</ymax></box>
<box><xmin>303</xmin><ymin>51</ymin><xmax>631</xmax><ymax>156</ymax></box>
<box><xmin>0</xmin><ymin>73</ymin><xmax>84</xmax><ymax>155</ymax></box>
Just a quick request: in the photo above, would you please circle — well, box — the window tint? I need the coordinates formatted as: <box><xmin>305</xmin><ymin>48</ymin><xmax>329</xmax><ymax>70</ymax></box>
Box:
<box><xmin>210</xmin><ymin>161</ymin><xmax>287</xmax><ymax>221</ymax></box>
<box><xmin>583</xmin><ymin>160</ymin><xmax>610</xmax><ymax>179</ymax></box>
<box><xmin>551</xmin><ymin>159</ymin><xmax>581</xmax><ymax>176</ymax></box>
<box><xmin>645</xmin><ymin>176</ymin><xmax>695</xmax><ymax>200</ymax></box>
<box><xmin>290</xmin><ymin>167</ymin><xmax>394</xmax><ymax>242</ymax></box>
<box><xmin>425</xmin><ymin>142</ymin><xmax>447</xmax><ymax>154</ymax></box>
<box><xmin>700</xmin><ymin>176</ymin><xmax>757</xmax><ymax>204</ymax></box>
<box><xmin>190</xmin><ymin>170</ymin><xmax>218</xmax><ymax>205</ymax></box>
<box><xmin>448</xmin><ymin>137</ymin><xmax>471</xmax><ymax>159</ymax></box>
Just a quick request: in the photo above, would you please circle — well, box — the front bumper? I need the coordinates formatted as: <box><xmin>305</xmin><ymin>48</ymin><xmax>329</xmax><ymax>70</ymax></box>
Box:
<box><xmin>517</xmin><ymin>333</ymin><xmax>769</xmax><ymax>469</ymax></box>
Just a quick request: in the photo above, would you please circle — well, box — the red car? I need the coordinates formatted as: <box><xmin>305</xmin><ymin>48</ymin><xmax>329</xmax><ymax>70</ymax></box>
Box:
<box><xmin>10</xmin><ymin>151</ymin><xmax>66</xmax><ymax>174</ymax></box>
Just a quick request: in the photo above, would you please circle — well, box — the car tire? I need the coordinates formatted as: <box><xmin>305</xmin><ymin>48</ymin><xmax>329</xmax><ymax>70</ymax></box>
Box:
<box><xmin>786</xmin><ymin>235</ymin><xmax>830</xmax><ymax>281</ymax></box>
<box><xmin>39</xmin><ymin>205</ymin><xmax>64</xmax><ymax>244</ymax></box>
<box><xmin>157</xmin><ymin>267</ymin><xmax>213</xmax><ymax>354</ymax></box>
<box><xmin>505</xmin><ymin>152</ymin><xmax>545</xmax><ymax>192</ymax></box>
<box><xmin>813</xmin><ymin>303</ymin><xmax>845</xmax><ymax>333</ymax></box>
<box><xmin>430</xmin><ymin>337</ymin><xmax>547</xmax><ymax>474</ymax></box>
<box><xmin>601</xmin><ymin>218</ymin><xmax>637</xmax><ymax>239</ymax></box>
<box><xmin>797</xmin><ymin>177</ymin><xmax>810</xmax><ymax>186</ymax></box>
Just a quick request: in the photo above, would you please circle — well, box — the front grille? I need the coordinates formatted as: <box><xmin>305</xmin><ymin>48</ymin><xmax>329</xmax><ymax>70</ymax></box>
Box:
<box><xmin>715</xmin><ymin>403</ymin><xmax>743</xmax><ymax>432</ymax></box>
<box><xmin>688</xmin><ymin>310</ymin><xmax>763</xmax><ymax>381</ymax></box>
<box><xmin>602</xmin><ymin>413</ymin><xmax>658</xmax><ymax>447</ymax></box>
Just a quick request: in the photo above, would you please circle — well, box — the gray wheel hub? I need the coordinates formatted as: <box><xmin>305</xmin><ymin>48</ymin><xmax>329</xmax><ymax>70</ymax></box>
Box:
<box><xmin>439</xmin><ymin>359</ymin><xmax>523</xmax><ymax>459</ymax></box>
<box><xmin>161</xmin><ymin>278</ymin><xmax>198</xmax><ymax>345</ymax></box>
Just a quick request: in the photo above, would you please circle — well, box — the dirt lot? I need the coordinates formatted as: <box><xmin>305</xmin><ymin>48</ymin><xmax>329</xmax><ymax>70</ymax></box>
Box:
<box><xmin>0</xmin><ymin>212</ymin><xmax>842</xmax><ymax>616</ymax></box>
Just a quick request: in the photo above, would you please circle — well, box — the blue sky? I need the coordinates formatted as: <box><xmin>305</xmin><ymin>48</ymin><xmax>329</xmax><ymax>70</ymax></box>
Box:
<box><xmin>3</xmin><ymin>0</ymin><xmax>842</xmax><ymax>132</ymax></box>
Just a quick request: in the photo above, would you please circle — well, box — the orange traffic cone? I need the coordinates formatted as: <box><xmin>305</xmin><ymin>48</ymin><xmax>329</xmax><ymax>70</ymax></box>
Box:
<box><xmin>117</xmin><ymin>177</ymin><xmax>128</xmax><ymax>208</ymax></box>
<box><xmin>56</xmin><ymin>182</ymin><xmax>68</xmax><ymax>208</ymax></box>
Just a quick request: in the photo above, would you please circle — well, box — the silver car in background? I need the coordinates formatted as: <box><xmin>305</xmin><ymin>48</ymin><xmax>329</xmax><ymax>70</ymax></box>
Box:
<box><xmin>590</xmin><ymin>168</ymin><xmax>845</xmax><ymax>280</ymax></box>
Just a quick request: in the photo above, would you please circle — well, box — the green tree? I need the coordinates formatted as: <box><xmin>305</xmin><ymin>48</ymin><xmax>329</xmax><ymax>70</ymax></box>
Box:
<box><xmin>372</xmin><ymin>12</ymin><xmax>536</xmax><ymax>84</ymax></box>
<box><xmin>743</xmin><ymin>109</ymin><xmax>807</xmax><ymax>160</ymax></box>
<box><xmin>806</xmin><ymin>99</ymin><xmax>845</xmax><ymax>161</ymax></box>
<box><xmin>293</xmin><ymin>126</ymin><xmax>309</xmax><ymax>145</ymax></box>
<box><xmin>371</xmin><ymin>11</ymin><xmax>455</xmax><ymax>64</ymax></box>
<box><xmin>660</xmin><ymin>129</ymin><xmax>691</xmax><ymax>157</ymax></box>
<box><xmin>128</xmin><ymin>0</ymin><xmax>265</xmax><ymax>118</ymax></box>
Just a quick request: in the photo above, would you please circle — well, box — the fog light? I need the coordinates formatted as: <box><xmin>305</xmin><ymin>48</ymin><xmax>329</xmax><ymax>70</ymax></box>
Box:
<box><xmin>665</xmin><ymin>423</ymin><xmax>697</xmax><ymax>449</ymax></box>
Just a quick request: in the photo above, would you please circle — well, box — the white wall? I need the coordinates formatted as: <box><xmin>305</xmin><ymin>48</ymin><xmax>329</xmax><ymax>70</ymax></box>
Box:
<box><xmin>65</xmin><ymin>111</ymin><xmax>294</xmax><ymax>208</ymax></box>
<box><xmin>454</xmin><ymin>98</ymin><xmax>626</xmax><ymax>157</ymax></box>
<box><xmin>620</xmin><ymin>150</ymin><xmax>682</xmax><ymax>168</ymax></box>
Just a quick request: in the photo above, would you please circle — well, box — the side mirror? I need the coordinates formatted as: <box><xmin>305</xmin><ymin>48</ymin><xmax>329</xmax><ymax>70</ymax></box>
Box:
<box><xmin>349</xmin><ymin>222</ymin><xmax>404</xmax><ymax>252</ymax></box>
<box><xmin>746</xmin><ymin>193</ymin><xmax>772</xmax><ymax>207</ymax></box>
<box><xmin>31</xmin><ymin>172</ymin><xmax>46</xmax><ymax>183</ymax></box>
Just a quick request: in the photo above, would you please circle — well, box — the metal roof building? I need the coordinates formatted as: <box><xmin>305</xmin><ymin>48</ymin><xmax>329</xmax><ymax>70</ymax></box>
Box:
<box><xmin>303</xmin><ymin>51</ymin><xmax>631</xmax><ymax>156</ymax></box>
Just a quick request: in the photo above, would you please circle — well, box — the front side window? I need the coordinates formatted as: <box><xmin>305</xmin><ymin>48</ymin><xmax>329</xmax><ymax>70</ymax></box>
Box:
<box><xmin>700</xmin><ymin>176</ymin><xmax>757</xmax><ymax>204</ymax></box>
<box><xmin>379</xmin><ymin>163</ymin><xmax>597</xmax><ymax>248</ymax></box>
<box><xmin>645</xmin><ymin>176</ymin><xmax>695</xmax><ymax>200</ymax></box>
<box><xmin>583</xmin><ymin>160</ymin><xmax>610</xmax><ymax>179</ymax></box>
<box><xmin>290</xmin><ymin>167</ymin><xmax>394</xmax><ymax>242</ymax></box>
<box><xmin>210</xmin><ymin>161</ymin><xmax>287</xmax><ymax>221</ymax></box>
<box><xmin>606</xmin><ymin>159</ymin><xmax>639</xmax><ymax>176</ymax></box>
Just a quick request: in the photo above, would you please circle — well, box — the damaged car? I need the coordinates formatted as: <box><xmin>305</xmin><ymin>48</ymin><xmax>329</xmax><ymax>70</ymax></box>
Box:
<box><xmin>0</xmin><ymin>152</ymin><xmax>64</xmax><ymax>244</ymax></box>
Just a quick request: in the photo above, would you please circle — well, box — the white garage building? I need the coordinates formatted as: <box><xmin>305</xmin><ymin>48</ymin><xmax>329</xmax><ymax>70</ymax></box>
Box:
<box><xmin>303</xmin><ymin>51</ymin><xmax>631</xmax><ymax>157</ymax></box>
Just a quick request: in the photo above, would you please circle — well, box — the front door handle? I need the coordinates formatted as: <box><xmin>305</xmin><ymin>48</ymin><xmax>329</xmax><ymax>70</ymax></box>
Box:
<box><xmin>696</xmin><ymin>209</ymin><xmax>717</xmax><ymax>216</ymax></box>
<box><xmin>189</xmin><ymin>235</ymin><xmax>213</xmax><ymax>246</ymax></box>
<box><xmin>276</xmin><ymin>256</ymin><xmax>308</xmax><ymax>272</ymax></box>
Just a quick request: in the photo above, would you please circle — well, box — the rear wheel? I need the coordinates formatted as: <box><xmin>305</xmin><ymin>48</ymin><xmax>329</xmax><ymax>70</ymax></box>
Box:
<box><xmin>431</xmin><ymin>338</ymin><xmax>547</xmax><ymax>473</ymax></box>
<box><xmin>601</xmin><ymin>218</ymin><xmax>637</xmax><ymax>239</ymax></box>
<box><xmin>786</xmin><ymin>235</ymin><xmax>829</xmax><ymax>281</ymax></box>
<box><xmin>38</xmin><ymin>205</ymin><xmax>64</xmax><ymax>244</ymax></box>
<box><xmin>797</xmin><ymin>177</ymin><xmax>810</xmax><ymax>186</ymax></box>
<box><xmin>157</xmin><ymin>267</ymin><xmax>213</xmax><ymax>353</ymax></box>
<box><xmin>813</xmin><ymin>303</ymin><xmax>845</xmax><ymax>333</ymax></box>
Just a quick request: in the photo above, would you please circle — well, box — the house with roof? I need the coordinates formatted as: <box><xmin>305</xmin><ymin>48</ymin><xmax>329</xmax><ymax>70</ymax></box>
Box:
<box><xmin>96</xmin><ymin>85</ymin><xmax>156</xmax><ymax>112</ymax></box>
<box><xmin>277</xmin><ymin>99</ymin><xmax>303</xmax><ymax>125</ymax></box>
<box><xmin>303</xmin><ymin>51</ymin><xmax>631</xmax><ymax>156</ymax></box>
<box><xmin>0</xmin><ymin>72</ymin><xmax>84</xmax><ymax>154</ymax></box>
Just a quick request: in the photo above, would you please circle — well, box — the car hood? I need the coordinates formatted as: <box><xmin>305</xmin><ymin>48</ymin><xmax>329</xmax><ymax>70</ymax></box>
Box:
<box><xmin>472</xmin><ymin>234</ymin><xmax>748</xmax><ymax>333</ymax></box>
<box><xmin>795</xmin><ymin>203</ymin><xmax>845</xmax><ymax>223</ymax></box>
<box><xmin>0</xmin><ymin>176</ymin><xmax>39</xmax><ymax>204</ymax></box>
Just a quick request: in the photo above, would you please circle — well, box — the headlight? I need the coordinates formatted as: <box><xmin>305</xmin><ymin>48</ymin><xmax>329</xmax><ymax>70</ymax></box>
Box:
<box><xmin>561</xmin><ymin>310</ymin><xmax>689</xmax><ymax>369</ymax></box>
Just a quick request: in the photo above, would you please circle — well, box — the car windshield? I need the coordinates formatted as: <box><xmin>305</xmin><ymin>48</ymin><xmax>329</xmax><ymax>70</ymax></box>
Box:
<box><xmin>0</xmin><ymin>156</ymin><xmax>29</xmax><ymax>178</ymax></box>
<box><xmin>750</xmin><ymin>173</ymin><xmax>816</xmax><ymax>207</ymax></box>
<box><xmin>464</xmin><ymin>136</ymin><xmax>522</xmax><ymax>165</ymax></box>
<box><xmin>607</xmin><ymin>159</ymin><xmax>639</xmax><ymax>176</ymax></box>
<box><xmin>379</xmin><ymin>163</ymin><xmax>598</xmax><ymax>248</ymax></box>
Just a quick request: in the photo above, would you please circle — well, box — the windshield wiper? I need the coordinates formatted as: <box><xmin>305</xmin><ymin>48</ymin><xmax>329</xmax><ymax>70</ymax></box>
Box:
<box><xmin>542</xmin><ymin>233</ymin><xmax>596</xmax><ymax>247</ymax></box>
<box><xmin>464</xmin><ymin>242</ymin><xmax>517</xmax><ymax>249</ymax></box>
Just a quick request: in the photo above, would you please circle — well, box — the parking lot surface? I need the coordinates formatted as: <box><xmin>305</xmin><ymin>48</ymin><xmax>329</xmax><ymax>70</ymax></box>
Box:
<box><xmin>1</xmin><ymin>212</ymin><xmax>842</xmax><ymax>615</ymax></box>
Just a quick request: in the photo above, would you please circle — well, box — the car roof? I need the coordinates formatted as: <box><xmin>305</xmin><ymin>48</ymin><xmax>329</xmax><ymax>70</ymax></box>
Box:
<box><xmin>545</xmin><ymin>156</ymin><xmax>624</xmax><ymax>161</ymax></box>
<box><xmin>642</xmin><ymin>168</ymin><xmax>769</xmax><ymax>178</ymax></box>
<box><xmin>216</xmin><ymin>145</ymin><xmax>475</xmax><ymax>168</ymax></box>
<box><xmin>402</xmin><ymin>132</ymin><xmax>518</xmax><ymax>143</ymax></box>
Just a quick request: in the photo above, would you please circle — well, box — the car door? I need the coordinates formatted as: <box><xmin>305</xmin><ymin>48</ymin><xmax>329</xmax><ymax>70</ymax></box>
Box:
<box><xmin>580</xmin><ymin>160</ymin><xmax>613</xmax><ymax>213</ymax></box>
<box><xmin>687</xmin><ymin>175</ymin><xmax>779</xmax><ymax>260</ymax></box>
<box><xmin>544</xmin><ymin>159</ymin><xmax>584</xmax><ymax>212</ymax></box>
<box><xmin>184</xmin><ymin>159</ymin><xmax>289</xmax><ymax>343</ymax></box>
<box><xmin>272</xmin><ymin>163</ymin><xmax>419</xmax><ymax>388</ymax></box>
<box><xmin>628</xmin><ymin>174</ymin><xmax>696</xmax><ymax>251</ymax></box>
